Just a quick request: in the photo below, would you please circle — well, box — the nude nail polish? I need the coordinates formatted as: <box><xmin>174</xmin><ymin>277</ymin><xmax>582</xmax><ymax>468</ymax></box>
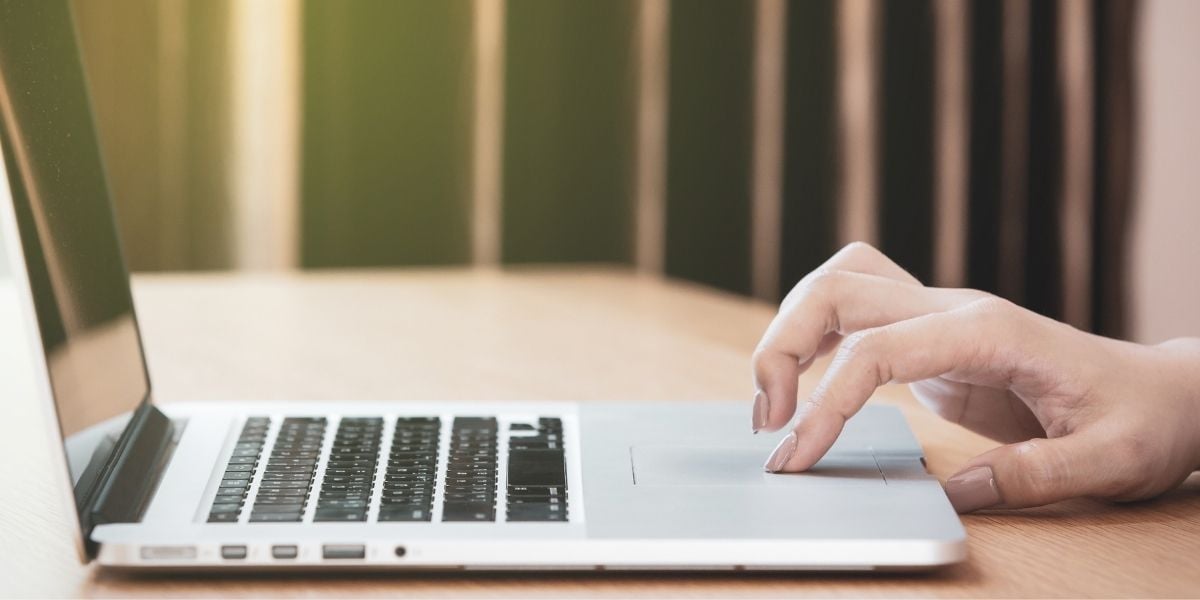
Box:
<box><xmin>764</xmin><ymin>432</ymin><xmax>797</xmax><ymax>472</ymax></box>
<box><xmin>752</xmin><ymin>390</ymin><xmax>769</xmax><ymax>433</ymax></box>
<box><xmin>945</xmin><ymin>466</ymin><xmax>1002</xmax><ymax>513</ymax></box>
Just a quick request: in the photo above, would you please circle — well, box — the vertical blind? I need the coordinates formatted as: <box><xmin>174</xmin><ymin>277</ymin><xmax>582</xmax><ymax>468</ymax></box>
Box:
<box><xmin>75</xmin><ymin>0</ymin><xmax>1138</xmax><ymax>337</ymax></box>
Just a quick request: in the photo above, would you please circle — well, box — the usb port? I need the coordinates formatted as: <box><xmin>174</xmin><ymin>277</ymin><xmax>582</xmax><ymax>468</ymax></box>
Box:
<box><xmin>322</xmin><ymin>544</ymin><xmax>366</xmax><ymax>559</ymax></box>
<box><xmin>221</xmin><ymin>545</ymin><xmax>248</xmax><ymax>559</ymax></box>
<box><xmin>140</xmin><ymin>546</ymin><xmax>197</xmax><ymax>560</ymax></box>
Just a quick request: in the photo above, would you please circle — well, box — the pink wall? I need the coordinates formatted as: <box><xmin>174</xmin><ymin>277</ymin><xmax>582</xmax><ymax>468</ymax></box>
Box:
<box><xmin>1130</xmin><ymin>0</ymin><xmax>1200</xmax><ymax>343</ymax></box>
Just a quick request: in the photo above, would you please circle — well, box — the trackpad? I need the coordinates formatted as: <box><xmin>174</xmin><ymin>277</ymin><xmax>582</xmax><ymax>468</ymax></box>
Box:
<box><xmin>631</xmin><ymin>446</ymin><xmax>885</xmax><ymax>486</ymax></box>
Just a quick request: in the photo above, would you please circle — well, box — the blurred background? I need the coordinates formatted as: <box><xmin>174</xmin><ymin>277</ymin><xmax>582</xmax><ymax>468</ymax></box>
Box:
<box><xmin>68</xmin><ymin>0</ymin><xmax>1199</xmax><ymax>344</ymax></box>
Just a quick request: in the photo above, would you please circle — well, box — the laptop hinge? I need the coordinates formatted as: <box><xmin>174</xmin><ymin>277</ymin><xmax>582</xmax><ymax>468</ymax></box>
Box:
<box><xmin>78</xmin><ymin>400</ymin><xmax>174</xmax><ymax>558</ymax></box>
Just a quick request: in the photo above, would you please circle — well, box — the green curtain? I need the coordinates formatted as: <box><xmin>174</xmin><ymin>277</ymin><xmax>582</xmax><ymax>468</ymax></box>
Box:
<box><xmin>72</xmin><ymin>0</ymin><xmax>234</xmax><ymax>271</ymax></box>
<box><xmin>502</xmin><ymin>0</ymin><xmax>637</xmax><ymax>263</ymax></box>
<box><xmin>664</xmin><ymin>0</ymin><xmax>755</xmax><ymax>294</ymax></box>
<box><xmin>300</xmin><ymin>0</ymin><xmax>474</xmax><ymax>268</ymax></box>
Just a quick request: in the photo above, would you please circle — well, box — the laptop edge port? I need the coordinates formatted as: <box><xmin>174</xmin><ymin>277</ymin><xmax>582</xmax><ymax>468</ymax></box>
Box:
<box><xmin>323</xmin><ymin>544</ymin><xmax>366</xmax><ymax>559</ymax></box>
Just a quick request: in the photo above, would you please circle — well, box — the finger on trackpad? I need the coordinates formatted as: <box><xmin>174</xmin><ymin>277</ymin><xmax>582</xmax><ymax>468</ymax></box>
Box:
<box><xmin>630</xmin><ymin>446</ymin><xmax>885</xmax><ymax>486</ymax></box>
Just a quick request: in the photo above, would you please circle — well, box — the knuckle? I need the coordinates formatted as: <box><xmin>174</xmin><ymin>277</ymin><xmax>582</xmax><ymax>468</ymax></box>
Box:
<box><xmin>750</xmin><ymin>347</ymin><xmax>775</xmax><ymax>377</ymax></box>
<box><xmin>750</xmin><ymin>346</ymin><xmax>771</xmax><ymax>368</ymax></box>
<box><xmin>840</xmin><ymin>241</ymin><xmax>879</xmax><ymax>258</ymax></box>
<box><xmin>783</xmin><ymin>267</ymin><xmax>836</xmax><ymax>307</ymax></box>
<box><xmin>1011</xmin><ymin>440</ymin><xmax>1065</xmax><ymax>499</ymax></box>
<box><xmin>806</xmin><ymin>269</ymin><xmax>844</xmax><ymax>291</ymax></box>
<box><xmin>966</xmin><ymin>297</ymin><xmax>1033</xmax><ymax>344</ymax></box>
<box><xmin>969</xmin><ymin>296</ymin><xmax>1018</xmax><ymax>319</ymax></box>
<box><xmin>1101</xmin><ymin>467</ymin><xmax>1147</xmax><ymax>500</ymax></box>
<box><xmin>802</xmin><ymin>270</ymin><xmax>849</xmax><ymax>304</ymax></box>
<box><xmin>836</xmin><ymin>329</ymin><xmax>891</xmax><ymax>384</ymax></box>
<box><xmin>953</xmin><ymin>288</ymin><xmax>995</xmax><ymax>304</ymax></box>
<box><xmin>839</xmin><ymin>329</ymin><xmax>881</xmax><ymax>360</ymax></box>
<box><xmin>1100</xmin><ymin>433</ymin><xmax>1159</xmax><ymax>497</ymax></box>
<box><xmin>1112</xmin><ymin>431</ymin><xmax>1155</xmax><ymax>465</ymax></box>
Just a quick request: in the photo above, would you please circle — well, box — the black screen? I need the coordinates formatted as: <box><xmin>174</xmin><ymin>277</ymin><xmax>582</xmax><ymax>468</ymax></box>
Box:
<box><xmin>0</xmin><ymin>0</ymin><xmax>150</xmax><ymax>478</ymax></box>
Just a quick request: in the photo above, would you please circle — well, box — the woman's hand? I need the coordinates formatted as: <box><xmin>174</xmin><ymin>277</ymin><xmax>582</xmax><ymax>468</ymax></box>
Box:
<box><xmin>751</xmin><ymin>242</ymin><xmax>1200</xmax><ymax>512</ymax></box>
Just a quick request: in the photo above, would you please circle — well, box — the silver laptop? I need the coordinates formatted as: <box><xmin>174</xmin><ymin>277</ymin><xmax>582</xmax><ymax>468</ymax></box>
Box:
<box><xmin>0</xmin><ymin>1</ymin><xmax>965</xmax><ymax>571</ymax></box>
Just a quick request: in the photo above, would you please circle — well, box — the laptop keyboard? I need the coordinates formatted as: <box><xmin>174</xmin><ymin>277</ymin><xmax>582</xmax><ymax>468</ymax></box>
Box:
<box><xmin>442</xmin><ymin>417</ymin><xmax>499</xmax><ymax>521</ymax></box>
<box><xmin>249</xmin><ymin>418</ymin><xmax>326</xmax><ymax>523</ymax></box>
<box><xmin>314</xmin><ymin>417</ymin><xmax>383</xmax><ymax>522</ymax></box>
<box><xmin>378</xmin><ymin>417</ymin><xmax>440</xmax><ymax>521</ymax></box>
<box><xmin>206</xmin><ymin>417</ymin><xmax>269</xmax><ymax>522</ymax></box>
<box><xmin>208</xmin><ymin>415</ymin><xmax>570</xmax><ymax>524</ymax></box>
<box><xmin>507</xmin><ymin>418</ymin><xmax>567</xmax><ymax>521</ymax></box>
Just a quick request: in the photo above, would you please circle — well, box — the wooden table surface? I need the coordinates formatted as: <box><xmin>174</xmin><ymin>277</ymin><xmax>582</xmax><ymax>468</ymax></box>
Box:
<box><xmin>2</xmin><ymin>267</ymin><xmax>1198</xmax><ymax>598</ymax></box>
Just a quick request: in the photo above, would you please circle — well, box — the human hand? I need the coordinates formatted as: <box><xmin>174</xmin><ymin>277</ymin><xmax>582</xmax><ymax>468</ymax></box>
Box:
<box><xmin>751</xmin><ymin>242</ymin><xmax>1200</xmax><ymax>512</ymax></box>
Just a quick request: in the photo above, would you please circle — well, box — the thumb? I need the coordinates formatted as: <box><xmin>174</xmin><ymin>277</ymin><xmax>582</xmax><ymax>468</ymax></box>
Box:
<box><xmin>945</xmin><ymin>434</ymin><xmax>1112</xmax><ymax>513</ymax></box>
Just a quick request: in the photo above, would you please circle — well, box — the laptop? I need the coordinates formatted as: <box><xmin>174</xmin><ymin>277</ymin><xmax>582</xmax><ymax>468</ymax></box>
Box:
<box><xmin>0</xmin><ymin>1</ymin><xmax>966</xmax><ymax>571</ymax></box>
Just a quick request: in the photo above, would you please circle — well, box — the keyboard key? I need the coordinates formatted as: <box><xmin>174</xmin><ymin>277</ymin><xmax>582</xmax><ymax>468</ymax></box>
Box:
<box><xmin>444</xmin><ymin>494</ymin><xmax>494</xmax><ymax>505</ymax></box>
<box><xmin>251</xmin><ymin>502</ymin><xmax>306</xmax><ymax>514</ymax></box>
<box><xmin>507</xmin><ymin>508</ymin><xmax>568</xmax><ymax>522</ymax></box>
<box><xmin>258</xmin><ymin>480</ymin><xmax>310</xmax><ymax>489</ymax></box>
<box><xmin>314</xmin><ymin>508</ymin><xmax>367</xmax><ymax>522</ymax></box>
<box><xmin>509</xmin><ymin>495</ymin><xmax>565</xmax><ymax>506</ymax></box>
<box><xmin>317</xmin><ymin>498</ymin><xmax>368</xmax><ymax>508</ymax></box>
<box><xmin>250</xmin><ymin>512</ymin><xmax>302</xmax><ymax>522</ymax></box>
<box><xmin>261</xmin><ymin>472</ymin><xmax>313</xmax><ymax>482</ymax></box>
<box><xmin>507</xmin><ymin>449</ymin><xmax>565</xmax><ymax>487</ymax></box>
<box><xmin>442</xmin><ymin>501</ymin><xmax>495</xmax><ymax>522</ymax></box>
<box><xmin>378</xmin><ymin>506</ymin><xmax>431</xmax><ymax>521</ymax></box>
<box><xmin>508</xmin><ymin>485</ymin><xmax>566</xmax><ymax>498</ymax></box>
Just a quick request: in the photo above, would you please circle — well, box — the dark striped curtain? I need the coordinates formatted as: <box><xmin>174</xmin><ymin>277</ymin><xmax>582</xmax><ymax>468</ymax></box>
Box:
<box><xmin>954</xmin><ymin>0</ymin><xmax>1138</xmax><ymax>336</ymax></box>
<box><xmin>293</xmin><ymin>0</ymin><xmax>1140</xmax><ymax>336</ymax></box>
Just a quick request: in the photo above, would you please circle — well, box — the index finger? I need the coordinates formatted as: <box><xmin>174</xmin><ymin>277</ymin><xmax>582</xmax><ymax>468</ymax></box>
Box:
<box><xmin>764</xmin><ymin>299</ymin><xmax>1027</xmax><ymax>472</ymax></box>
<box><xmin>752</xmin><ymin>242</ymin><xmax>918</xmax><ymax>411</ymax></box>
<box><xmin>751</xmin><ymin>243</ymin><xmax>939</xmax><ymax>433</ymax></box>
<box><xmin>753</xmin><ymin>273</ymin><xmax>970</xmax><ymax>432</ymax></box>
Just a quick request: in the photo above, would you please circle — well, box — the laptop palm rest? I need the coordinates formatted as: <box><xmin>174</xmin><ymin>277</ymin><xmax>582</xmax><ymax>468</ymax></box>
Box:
<box><xmin>630</xmin><ymin>446</ymin><xmax>884</xmax><ymax>487</ymax></box>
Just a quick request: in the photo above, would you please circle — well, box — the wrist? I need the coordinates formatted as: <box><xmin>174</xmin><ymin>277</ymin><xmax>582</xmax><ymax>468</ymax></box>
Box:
<box><xmin>1156</xmin><ymin>338</ymin><xmax>1200</xmax><ymax>470</ymax></box>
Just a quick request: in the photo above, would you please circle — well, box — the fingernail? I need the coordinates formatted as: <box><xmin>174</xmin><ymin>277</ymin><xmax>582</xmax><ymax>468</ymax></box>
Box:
<box><xmin>764</xmin><ymin>432</ymin><xmax>797</xmax><ymax>473</ymax></box>
<box><xmin>752</xmin><ymin>390</ymin><xmax>770</xmax><ymax>433</ymax></box>
<box><xmin>945</xmin><ymin>466</ymin><xmax>1002</xmax><ymax>513</ymax></box>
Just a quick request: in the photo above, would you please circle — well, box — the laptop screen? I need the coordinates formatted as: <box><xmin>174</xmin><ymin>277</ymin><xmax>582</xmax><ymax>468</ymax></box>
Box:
<box><xmin>0</xmin><ymin>0</ymin><xmax>150</xmax><ymax>484</ymax></box>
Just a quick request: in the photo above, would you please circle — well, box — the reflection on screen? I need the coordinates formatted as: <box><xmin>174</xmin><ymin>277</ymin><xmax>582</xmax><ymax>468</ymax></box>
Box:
<box><xmin>0</xmin><ymin>0</ymin><xmax>150</xmax><ymax>483</ymax></box>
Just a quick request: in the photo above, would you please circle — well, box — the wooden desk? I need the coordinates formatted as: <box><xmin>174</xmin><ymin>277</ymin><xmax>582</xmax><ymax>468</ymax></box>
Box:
<box><xmin>2</xmin><ymin>268</ymin><xmax>1197</xmax><ymax>597</ymax></box>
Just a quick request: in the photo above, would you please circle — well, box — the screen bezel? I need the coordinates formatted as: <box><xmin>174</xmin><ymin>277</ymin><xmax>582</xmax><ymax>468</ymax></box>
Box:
<box><xmin>0</xmin><ymin>135</ymin><xmax>93</xmax><ymax>563</ymax></box>
<box><xmin>0</xmin><ymin>26</ymin><xmax>157</xmax><ymax>558</ymax></box>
